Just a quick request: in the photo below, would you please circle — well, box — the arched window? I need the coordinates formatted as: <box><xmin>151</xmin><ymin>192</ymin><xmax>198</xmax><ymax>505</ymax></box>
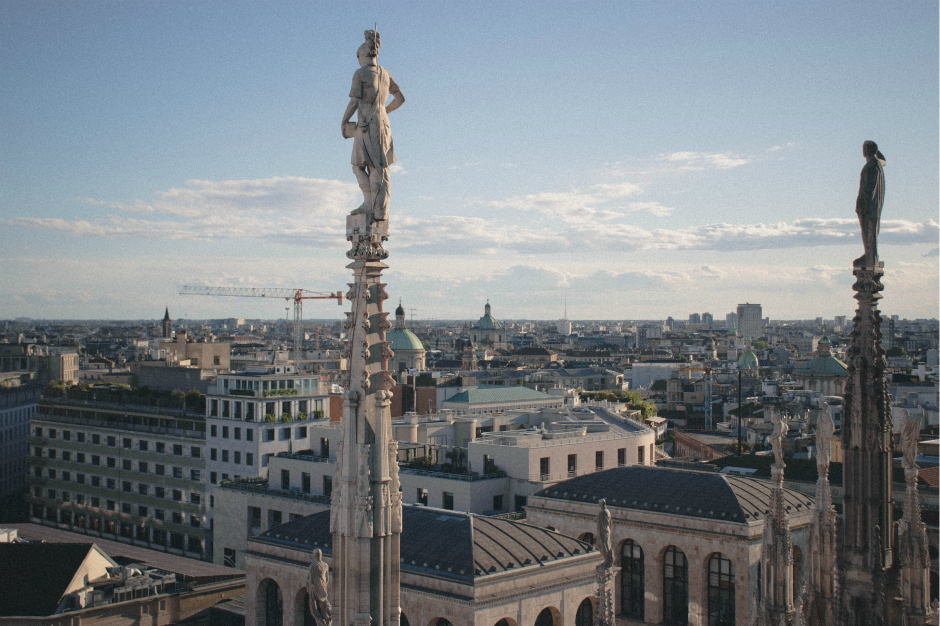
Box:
<box><xmin>792</xmin><ymin>546</ymin><xmax>804</xmax><ymax>603</ymax></box>
<box><xmin>534</xmin><ymin>608</ymin><xmax>555</xmax><ymax>626</ymax></box>
<box><xmin>579</xmin><ymin>532</ymin><xmax>595</xmax><ymax>546</ymax></box>
<box><xmin>707</xmin><ymin>553</ymin><xmax>735</xmax><ymax>626</ymax></box>
<box><xmin>434</xmin><ymin>620</ymin><xmax>452</xmax><ymax>626</ymax></box>
<box><xmin>575</xmin><ymin>598</ymin><xmax>593</xmax><ymax>626</ymax></box>
<box><xmin>620</xmin><ymin>539</ymin><xmax>644</xmax><ymax>620</ymax></box>
<box><xmin>262</xmin><ymin>580</ymin><xmax>283</xmax><ymax>626</ymax></box>
<box><xmin>663</xmin><ymin>546</ymin><xmax>688</xmax><ymax>625</ymax></box>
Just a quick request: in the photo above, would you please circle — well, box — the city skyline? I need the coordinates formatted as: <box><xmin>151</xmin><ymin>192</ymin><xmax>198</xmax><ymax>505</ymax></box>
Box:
<box><xmin>2</xmin><ymin>1</ymin><xmax>938</xmax><ymax>321</ymax></box>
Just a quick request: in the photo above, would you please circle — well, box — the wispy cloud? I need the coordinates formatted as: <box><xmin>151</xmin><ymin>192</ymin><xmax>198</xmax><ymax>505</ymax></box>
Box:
<box><xmin>488</xmin><ymin>182</ymin><xmax>643</xmax><ymax>222</ymax></box>
<box><xmin>6</xmin><ymin>177</ymin><xmax>358</xmax><ymax>244</ymax></box>
<box><xmin>625</xmin><ymin>201</ymin><xmax>675</xmax><ymax>217</ymax></box>
<box><xmin>657</xmin><ymin>151</ymin><xmax>751</xmax><ymax>170</ymax></box>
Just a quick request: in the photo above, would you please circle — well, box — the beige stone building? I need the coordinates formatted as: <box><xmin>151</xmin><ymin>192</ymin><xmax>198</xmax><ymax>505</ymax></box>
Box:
<box><xmin>525</xmin><ymin>465</ymin><xmax>814</xmax><ymax>626</ymax></box>
<box><xmin>244</xmin><ymin>507</ymin><xmax>601</xmax><ymax>626</ymax></box>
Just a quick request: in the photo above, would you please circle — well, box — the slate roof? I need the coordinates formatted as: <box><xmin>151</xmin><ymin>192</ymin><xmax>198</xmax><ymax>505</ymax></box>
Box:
<box><xmin>0</xmin><ymin>543</ymin><xmax>95</xmax><ymax>616</ymax></box>
<box><xmin>534</xmin><ymin>466</ymin><xmax>814</xmax><ymax>523</ymax></box>
<box><xmin>252</xmin><ymin>506</ymin><xmax>594</xmax><ymax>582</ymax></box>
<box><xmin>444</xmin><ymin>386</ymin><xmax>556</xmax><ymax>405</ymax></box>
<box><xmin>6</xmin><ymin>523</ymin><xmax>243</xmax><ymax>582</ymax></box>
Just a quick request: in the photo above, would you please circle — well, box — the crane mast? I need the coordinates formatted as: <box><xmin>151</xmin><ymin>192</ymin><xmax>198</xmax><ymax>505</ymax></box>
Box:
<box><xmin>179</xmin><ymin>286</ymin><xmax>345</xmax><ymax>367</ymax></box>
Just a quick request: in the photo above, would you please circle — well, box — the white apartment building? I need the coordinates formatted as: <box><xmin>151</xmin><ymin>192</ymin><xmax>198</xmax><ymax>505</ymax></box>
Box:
<box><xmin>210</xmin><ymin>406</ymin><xmax>656</xmax><ymax>568</ymax></box>
<box><xmin>203</xmin><ymin>365</ymin><xmax>336</xmax><ymax>504</ymax></box>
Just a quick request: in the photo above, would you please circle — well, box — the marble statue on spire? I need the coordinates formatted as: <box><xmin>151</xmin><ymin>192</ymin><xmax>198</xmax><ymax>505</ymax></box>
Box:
<box><xmin>342</xmin><ymin>29</ymin><xmax>405</xmax><ymax>224</ymax></box>
<box><xmin>854</xmin><ymin>140</ymin><xmax>885</xmax><ymax>268</ymax></box>
<box><xmin>306</xmin><ymin>549</ymin><xmax>332</xmax><ymax>626</ymax></box>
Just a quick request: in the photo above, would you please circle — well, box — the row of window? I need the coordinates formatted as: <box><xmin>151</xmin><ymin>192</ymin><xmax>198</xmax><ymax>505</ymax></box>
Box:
<box><xmin>618</xmin><ymin>541</ymin><xmax>735</xmax><ymax>626</ymax></box>
<box><xmin>209</xmin><ymin>424</ymin><xmax>313</xmax><ymax>442</ymax></box>
<box><xmin>210</xmin><ymin>449</ymin><xmax>255</xmax><ymax>466</ymax></box>
<box><xmin>34</xmin><ymin>505</ymin><xmax>203</xmax><ymax>552</ymax></box>
<box><xmin>34</xmin><ymin>427</ymin><xmax>201</xmax><ymax>458</ymax></box>
<box><xmin>37</xmin><ymin>465</ymin><xmax>202</xmax><ymax>492</ymax></box>
<box><xmin>210</xmin><ymin>399</ymin><xmax>324</xmax><ymax>419</ymax></box>
<box><xmin>537</xmin><ymin>447</ymin><xmax>643</xmax><ymax>479</ymax></box>
<box><xmin>33</xmin><ymin>448</ymin><xmax>201</xmax><ymax>479</ymax></box>
<box><xmin>35</xmin><ymin>489</ymin><xmax>203</xmax><ymax>527</ymax></box>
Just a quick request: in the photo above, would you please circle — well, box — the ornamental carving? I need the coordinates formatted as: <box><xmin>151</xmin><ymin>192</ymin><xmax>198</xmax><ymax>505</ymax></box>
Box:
<box><xmin>376</xmin><ymin>312</ymin><xmax>392</xmax><ymax>331</ymax></box>
<box><xmin>355</xmin><ymin>496</ymin><xmax>373</xmax><ymax>538</ymax></box>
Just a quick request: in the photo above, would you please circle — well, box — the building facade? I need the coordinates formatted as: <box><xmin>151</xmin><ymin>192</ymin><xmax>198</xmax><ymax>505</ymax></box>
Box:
<box><xmin>26</xmin><ymin>399</ymin><xmax>210</xmax><ymax>560</ymax></box>
<box><xmin>736</xmin><ymin>303</ymin><xmax>763</xmax><ymax>340</ymax></box>
<box><xmin>0</xmin><ymin>383</ymin><xmax>40</xmax><ymax>522</ymax></box>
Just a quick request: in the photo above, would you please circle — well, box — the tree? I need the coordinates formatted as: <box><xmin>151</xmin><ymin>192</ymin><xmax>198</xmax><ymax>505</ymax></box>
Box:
<box><xmin>753</xmin><ymin>341</ymin><xmax>770</xmax><ymax>350</ymax></box>
<box><xmin>886</xmin><ymin>346</ymin><xmax>909</xmax><ymax>357</ymax></box>
<box><xmin>43</xmin><ymin>381</ymin><xmax>66</xmax><ymax>398</ymax></box>
<box><xmin>185</xmin><ymin>389</ymin><xmax>204</xmax><ymax>410</ymax></box>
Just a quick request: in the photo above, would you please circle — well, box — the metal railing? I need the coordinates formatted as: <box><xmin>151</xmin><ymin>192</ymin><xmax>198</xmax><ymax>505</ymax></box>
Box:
<box><xmin>398</xmin><ymin>468</ymin><xmax>508</xmax><ymax>482</ymax></box>
<box><xmin>487</xmin><ymin>511</ymin><xmax>526</xmax><ymax>521</ymax></box>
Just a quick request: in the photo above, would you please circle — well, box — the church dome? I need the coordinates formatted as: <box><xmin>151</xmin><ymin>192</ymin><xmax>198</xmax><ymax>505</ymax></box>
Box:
<box><xmin>476</xmin><ymin>302</ymin><xmax>503</xmax><ymax>330</ymax></box>
<box><xmin>387</xmin><ymin>327</ymin><xmax>424</xmax><ymax>352</ymax></box>
<box><xmin>738</xmin><ymin>349</ymin><xmax>759</xmax><ymax>370</ymax></box>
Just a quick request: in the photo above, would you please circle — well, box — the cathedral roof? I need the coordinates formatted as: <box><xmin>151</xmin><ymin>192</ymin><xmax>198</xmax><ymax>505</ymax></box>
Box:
<box><xmin>534</xmin><ymin>466</ymin><xmax>813</xmax><ymax>523</ymax></box>
<box><xmin>387</xmin><ymin>327</ymin><xmax>424</xmax><ymax>352</ymax></box>
<box><xmin>252</xmin><ymin>506</ymin><xmax>595</xmax><ymax>582</ymax></box>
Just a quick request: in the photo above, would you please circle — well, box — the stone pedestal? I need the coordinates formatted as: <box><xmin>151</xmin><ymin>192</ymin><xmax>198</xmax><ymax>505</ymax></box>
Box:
<box><xmin>594</xmin><ymin>565</ymin><xmax>619</xmax><ymax>626</ymax></box>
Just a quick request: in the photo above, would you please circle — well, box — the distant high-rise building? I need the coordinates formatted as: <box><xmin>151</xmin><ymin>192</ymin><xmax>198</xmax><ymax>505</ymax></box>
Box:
<box><xmin>834</xmin><ymin>315</ymin><xmax>847</xmax><ymax>329</ymax></box>
<box><xmin>736</xmin><ymin>303</ymin><xmax>763</xmax><ymax>340</ymax></box>
<box><xmin>702</xmin><ymin>312</ymin><xmax>714</xmax><ymax>328</ymax></box>
<box><xmin>689</xmin><ymin>313</ymin><xmax>701</xmax><ymax>325</ymax></box>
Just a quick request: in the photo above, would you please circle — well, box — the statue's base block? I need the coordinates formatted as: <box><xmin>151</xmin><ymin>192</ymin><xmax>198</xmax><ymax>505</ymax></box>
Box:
<box><xmin>346</xmin><ymin>211</ymin><xmax>389</xmax><ymax>261</ymax></box>
<box><xmin>594</xmin><ymin>565</ymin><xmax>619</xmax><ymax>626</ymax></box>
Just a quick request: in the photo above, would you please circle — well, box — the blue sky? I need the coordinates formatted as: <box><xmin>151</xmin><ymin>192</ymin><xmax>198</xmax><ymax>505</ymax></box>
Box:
<box><xmin>2</xmin><ymin>1</ymin><xmax>937</xmax><ymax>322</ymax></box>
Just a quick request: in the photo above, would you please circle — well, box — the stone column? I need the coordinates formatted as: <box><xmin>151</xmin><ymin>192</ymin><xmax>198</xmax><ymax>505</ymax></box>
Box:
<box><xmin>897</xmin><ymin>413</ymin><xmax>934</xmax><ymax>625</ymax></box>
<box><xmin>803</xmin><ymin>410</ymin><xmax>837</xmax><ymax>626</ymax></box>
<box><xmin>837</xmin><ymin>263</ymin><xmax>895</xmax><ymax>625</ymax></box>
<box><xmin>759</xmin><ymin>408</ymin><xmax>794</xmax><ymax>626</ymax></box>
<box><xmin>330</xmin><ymin>212</ymin><xmax>400</xmax><ymax>626</ymax></box>
<box><xmin>594</xmin><ymin>564</ymin><xmax>620</xmax><ymax>626</ymax></box>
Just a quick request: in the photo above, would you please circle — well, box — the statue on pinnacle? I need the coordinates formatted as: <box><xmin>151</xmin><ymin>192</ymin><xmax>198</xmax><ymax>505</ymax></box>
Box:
<box><xmin>342</xmin><ymin>29</ymin><xmax>405</xmax><ymax>225</ymax></box>
<box><xmin>854</xmin><ymin>140</ymin><xmax>885</xmax><ymax>268</ymax></box>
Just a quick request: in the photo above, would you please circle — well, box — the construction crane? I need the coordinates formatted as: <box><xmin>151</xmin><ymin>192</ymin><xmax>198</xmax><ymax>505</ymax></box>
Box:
<box><xmin>179</xmin><ymin>286</ymin><xmax>345</xmax><ymax>367</ymax></box>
